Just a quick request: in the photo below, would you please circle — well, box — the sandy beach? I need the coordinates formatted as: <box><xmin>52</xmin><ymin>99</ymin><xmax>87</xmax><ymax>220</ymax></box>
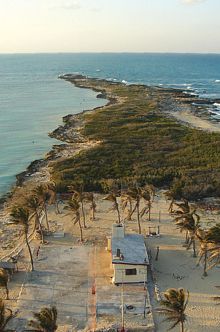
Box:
<box><xmin>1</xmin><ymin>192</ymin><xmax>220</xmax><ymax>331</ymax></box>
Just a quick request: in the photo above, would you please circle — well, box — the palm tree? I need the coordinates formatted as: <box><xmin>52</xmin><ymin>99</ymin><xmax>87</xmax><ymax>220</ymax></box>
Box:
<box><xmin>205</xmin><ymin>224</ymin><xmax>220</xmax><ymax>271</ymax></box>
<box><xmin>34</xmin><ymin>185</ymin><xmax>50</xmax><ymax>230</ymax></box>
<box><xmin>175</xmin><ymin>211</ymin><xmax>200</xmax><ymax>257</ymax></box>
<box><xmin>196</xmin><ymin>228</ymin><xmax>210</xmax><ymax>277</ymax></box>
<box><xmin>196</xmin><ymin>224</ymin><xmax>220</xmax><ymax>276</ymax></box>
<box><xmin>157</xmin><ymin>288</ymin><xmax>189</xmax><ymax>332</ymax></box>
<box><xmin>85</xmin><ymin>192</ymin><xmax>96</xmax><ymax>221</ymax></box>
<box><xmin>26</xmin><ymin>306</ymin><xmax>58</xmax><ymax>332</ymax></box>
<box><xmin>125</xmin><ymin>187</ymin><xmax>142</xmax><ymax>234</ymax></box>
<box><xmin>47</xmin><ymin>182</ymin><xmax>61</xmax><ymax>215</ymax></box>
<box><xmin>64</xmin><ymin>199</ymin><xmax>83</xmax><ymax>242</ymax></box>
<box><xmin>103</xmin><ymin>191</ymin><xmax>121</xmax><ymax>224</ymax></box>
<box><xmin>140</xmin><ymin>188</ymin><xmax>152</xmax><ymax>221</ymax></box>
<box><xmin>69</xmin><ymin>186</ymin><xmax>87</xmax><ymax>228</ymax></box>
<box><xmin>164</xmin><ymin>190</ymin><xmax>175</xmax><ymax>213</ymax></box>
<box><xmin>26</xmin><ymin>195</ymin><xmax>44</xmax><ymax>243</ymax></box>
<box><xmin>10</xmin><ymin>206</ymin><xmax>34</xmax><ymax>271</ymax></box>
<box><xmin>0</xmin><ymin>299</ymin><xmax>14</xmax><ymax>332</ymax></box>
<box><xmin>121</xmin><ymin>192</ymin><xmax>133</xmax><ymax>221</ymax></box>
<box><xmin>174</xmin><ymin>199</ymin><xmax>190</xmax><ymax>215</ymax></box>
<box><xmin>0</xmin><ymin>269</ymin><xmax>9</xmax><ymax>300</ymax></box>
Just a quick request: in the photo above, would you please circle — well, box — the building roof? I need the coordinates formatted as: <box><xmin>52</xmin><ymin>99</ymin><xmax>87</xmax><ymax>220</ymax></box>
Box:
<box><xmin>111</xmin><ymin>234</ymin><xmax>149</xmax><ymax>266</ymax></box>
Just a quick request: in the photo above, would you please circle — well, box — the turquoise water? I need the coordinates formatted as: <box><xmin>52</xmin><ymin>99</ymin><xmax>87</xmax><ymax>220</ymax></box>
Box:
<box><xmin>1</xmin><ymin>53</ymin><xmax>220</xmax><ymax>197</ymax></box>
<box><xmin>0</xmin><ymin>54</ymin><xmax>106</xmax><ymax>196</ymax></box>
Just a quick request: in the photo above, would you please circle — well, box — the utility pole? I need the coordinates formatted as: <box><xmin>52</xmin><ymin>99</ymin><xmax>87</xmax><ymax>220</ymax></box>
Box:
<box><xmin>121</xmin><ymin>271</ymin><xmax>125</xmax><ymax>332</ymax></box>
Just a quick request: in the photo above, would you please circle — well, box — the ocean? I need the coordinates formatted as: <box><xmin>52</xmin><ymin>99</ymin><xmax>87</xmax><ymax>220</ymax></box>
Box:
<box><xmin>0</xmin><ymin>53</ymin><xmax>220</xmax><ymax>197</ymax></box>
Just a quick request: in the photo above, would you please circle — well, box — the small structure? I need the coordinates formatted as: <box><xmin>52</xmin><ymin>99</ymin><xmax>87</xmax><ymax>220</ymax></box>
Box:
<box><xmin>109</xmin><ymin>224</ymin><xmax>149</xmax><ymax>284</ymax></box>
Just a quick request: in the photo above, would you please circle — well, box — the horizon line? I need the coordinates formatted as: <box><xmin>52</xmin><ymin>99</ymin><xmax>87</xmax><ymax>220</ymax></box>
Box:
<box><xmin>0</xmin><ymin>51</ymin><xmax>220</xmax><ymax>56</ymax></box>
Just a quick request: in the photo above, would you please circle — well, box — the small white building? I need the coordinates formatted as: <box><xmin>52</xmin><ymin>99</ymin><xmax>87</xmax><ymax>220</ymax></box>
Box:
<box><xmin>109</xmin><ymin>223</ymin><xmax>149</xmax><ymax>284</ymax></box>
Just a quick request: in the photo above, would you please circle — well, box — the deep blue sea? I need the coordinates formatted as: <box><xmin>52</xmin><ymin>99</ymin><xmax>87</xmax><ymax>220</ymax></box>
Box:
<box><xmin>1</xmin><ymin>53</ymin><xmax>220</xmax><ymax>197</ymax></box>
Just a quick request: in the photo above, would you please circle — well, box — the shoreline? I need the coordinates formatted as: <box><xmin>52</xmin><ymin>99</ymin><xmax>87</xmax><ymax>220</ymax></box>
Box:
<box><xmin>1</xmin><ymin>74</ymin><xmax>220</xmax><ymax>209</ymax></box>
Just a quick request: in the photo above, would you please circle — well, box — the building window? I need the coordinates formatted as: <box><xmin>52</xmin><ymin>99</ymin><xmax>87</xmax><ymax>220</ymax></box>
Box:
<box><xmin>125</xmin><ymin>268</ymin><xmax>137</xmax><ymax>276</ymax></box>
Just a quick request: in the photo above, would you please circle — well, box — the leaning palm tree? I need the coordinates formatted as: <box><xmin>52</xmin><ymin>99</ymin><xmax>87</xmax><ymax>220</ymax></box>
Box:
<box><xmin>157</xmin><ymin>288</ymin><xmax>189</xmax><ymax>332</ymax></box>
<box><xmin>164</xmin><ymin>190</ymin><xmax>175</xmax><ymax>213</ymax></box>
<box><xmin>174</xmin><ymin>199</ymin><xmax>190</xmax><ymax>215</ymax></box>
<box><xmin>140</xmin><ymin>188</ymin><xmax>152</xmax><ymax>221</ymax></box>
<box><xmin>69</xmin><ymin>185</ymin><xmax>87</xmax><ymax>228</ymax></box>
<box><xmin>0</xmin><ymin>269</ymin><xmax>9</xmax><ymax>300</ymax></box>
<box><xmin>125</xmin><ymin>187</ymin><xmax>142</xmax><ymax>234</ymax></box>
<box><xmin>47</xmin><ymin>182</ymin><xmax>61</xmax><ymax>215</ymax></box>
<box><xmin>121</xmin><ymin>191</ymin><xmax>133</xmax><ymax>221</ymax></box>
<box><xmin>34</xmin><ymin>185</ymin><xmax>50</xmax><ymax>230</ymax></box>
<box><xmin>64</xmin><ymin>199</ymin><xmax>83</xmax><ymax>242</ymax></box>
<box><xmin>10</xmin><ymin>206</ymin><xmax>34</xmax><ymax>271</ymax></box>
<box><xmin>196</xmin><ymin>224</ymin><xmax>220</xmax><ymax>276</ymax></box>
<box><xmin>205</xmin><ymin>224</ymin><xmax>220</xmax><ymax>271</ymax></box>
<box><xmin>103</xmin><ymin>191</ymin><xmax>121</xmax><ymax>224</ymax></box>
<box><xmin>26</xmin><ymin>306</ymin><xmax>58</xmax><ymax>332</ymax></box>
<box><xmin>26</xmin><ymin>195</ymin><xmax>44</xmax><ymax>243</ymax></box>
<box><xmin>84</xmin><ymin>192</ymin><xmax>96</xmax><ymax>221</ymax></box>
<box><xmin>196</xmin><ymin>228</ymin><xmax>210</xmax><ymax>277</ymax></box>
<box><xmin>0</xmin><ymin>299</ymin><xmax>14</xmax><ymax>332</ymax></box>
<box><xmin>175</xmin><ymin>211</ymin><xmax>200</xmax><ymax>257</ymax></box>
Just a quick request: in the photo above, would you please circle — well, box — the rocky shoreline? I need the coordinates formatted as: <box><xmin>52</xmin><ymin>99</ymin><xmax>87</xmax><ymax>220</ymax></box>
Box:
<box><xmin>2</xmin><ymin>74</ymin><xmax>220</xmax><ymax>210</ymax></box>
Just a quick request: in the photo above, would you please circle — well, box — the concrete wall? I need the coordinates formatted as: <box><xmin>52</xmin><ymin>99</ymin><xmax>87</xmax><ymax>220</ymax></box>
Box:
<box><xmin>113</xmin><ymin>263</ymin><xmax>147</xmax><ymax>284</ymax></box>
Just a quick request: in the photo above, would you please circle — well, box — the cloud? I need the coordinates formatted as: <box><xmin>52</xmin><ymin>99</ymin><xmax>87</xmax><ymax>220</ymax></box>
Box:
<box><xmin>182</xmin><ymin>0</ymin><xmax>206</xmax><ymax>4</ymax></box>
<box><xmin>49</xmin><ymin>0</ymin><xmax>82</xmax><ymax>10</ymax></box>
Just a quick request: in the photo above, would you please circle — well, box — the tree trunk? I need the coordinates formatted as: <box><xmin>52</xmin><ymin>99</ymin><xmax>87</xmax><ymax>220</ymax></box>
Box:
<box><xmin>5</xmin><ymin>285</ymin><xmax>9</xmax><ymax>300</ymax></box>
<box><xmin>203</xmin><ymin>246</ymin><xmax>208</xmax><ymax>277</ymax></box>
<box><xmin>44</xmin><ymin>202</ymin><xmax>49</xmax><ymax>230</ymax></box>
<box><xmin>55</xmin><ymin>199</ymin><xmax>61</xmax><ymax>214</ymax></box>
<box><xmin>148</xmin><ymin>203</ymin><xmax>151</xmax><ymax>221</ymax></box>
<box><xmin>78</xmin><ymin>218</ymin><xmax>83</xmax><ymax>242</ymax></box>
<box><xmin>185</xmin><ymin>231</ymin><xmax>189</xmax><ymax>244</ymax></box>
<box><xmin>127</xmin><ymin>200</ymin><xmax>133</xmax><ymax>221</ymax></box>
<box><xmin>180</xmin><ymin>321</ymin><xmax>184</xmax><ymax>332</ymax></box>
<box><xmin>192</xmin><ymin>238</ymin><xmax>197</xmax><ymax>257</ymax></box>
<box><xmin>137</xmin><ymin>201</ymin><xmax>141</xmax><ymax>234</ymax></box>
<box><xmin>81</xmin><ymin>201</ymin><xmax>86</xmax><ymax>228</ymax></box>
<box><xmin>38</xmin><ymin>212</ymin><xmax>45</xmax><ymax>244</ymax></box>
<box><xmin>92</xmin><ymin>206</ymin><xmax>95</xmax><ymax>221</ymax></box>
<box><xmin>25</xmin><ymin>232</ymin><xmax>34</xmax><ymax>271</ymax></box>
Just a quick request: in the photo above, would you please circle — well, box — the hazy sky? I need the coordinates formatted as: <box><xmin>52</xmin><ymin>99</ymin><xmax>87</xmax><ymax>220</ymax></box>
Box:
<box><xmin>0</xmin><ymin>0</ymin><xmax>219</xmax><ymax>53</ymax></box>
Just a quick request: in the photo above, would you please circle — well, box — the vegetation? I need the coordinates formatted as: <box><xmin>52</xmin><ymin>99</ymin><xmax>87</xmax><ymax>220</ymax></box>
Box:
<box><xmin>103</xmin><ymin>192</ymin><xmax>121</xmax><ymax>224</ymax></box>
<box><xmin>51</xmin><ymin>81</ymin><xmax>220</xmax><ymax>201</ymax></box>
<box><xmin>85</xmin><ymin>192</ymin><xmax>96</xmax><ymax>221</ymax></box>
<box><xmin>64</xmin><ymin>199</ymin><xmax>83</xmax><ymax>242</ymax></box>
<box><xmin>69</xmin><ymin>186</ymin><xmax>87</xmax><ymax>228</ymax></box>
<box><xmin>26</xmin><ymin>306</ymin><xmax>58</xmax><ymax>332</ymax></box>
<box><xmin>0</xmin><ymin>299</ymin><xmax>14</xmax><ymax>332</ymax></box>
<box><xmin>26</xmin><ymin>195</ymin><xmax>44</xmax><ymax>243</ymax></box>
<box><xmin>34</xmin><ymin>185</ymin><xmax>50</xmax><ymax>230</ymax></box>
<box><xmin>10</xmin><ymin>206</ymin><xmax>34</xmax><ymax>271</ymax></box>
<box><xmin>157</xmin><ymin>288</ymin><xmax>189</xmax><ymax>332</ymax></box>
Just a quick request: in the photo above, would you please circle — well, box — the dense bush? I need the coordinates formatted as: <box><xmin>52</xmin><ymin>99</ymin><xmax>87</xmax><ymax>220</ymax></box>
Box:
<box><xmin>52</xmin><ymin>82</ymin><xmax>220</xmax><ymax>200</ymax></box>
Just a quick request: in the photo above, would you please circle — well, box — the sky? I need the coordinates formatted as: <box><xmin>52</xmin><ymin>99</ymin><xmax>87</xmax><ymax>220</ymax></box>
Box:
<box><xmin>0</xmin><ymin>0</ymin><xmax>219</xmax><ymax>53</ymax></box>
